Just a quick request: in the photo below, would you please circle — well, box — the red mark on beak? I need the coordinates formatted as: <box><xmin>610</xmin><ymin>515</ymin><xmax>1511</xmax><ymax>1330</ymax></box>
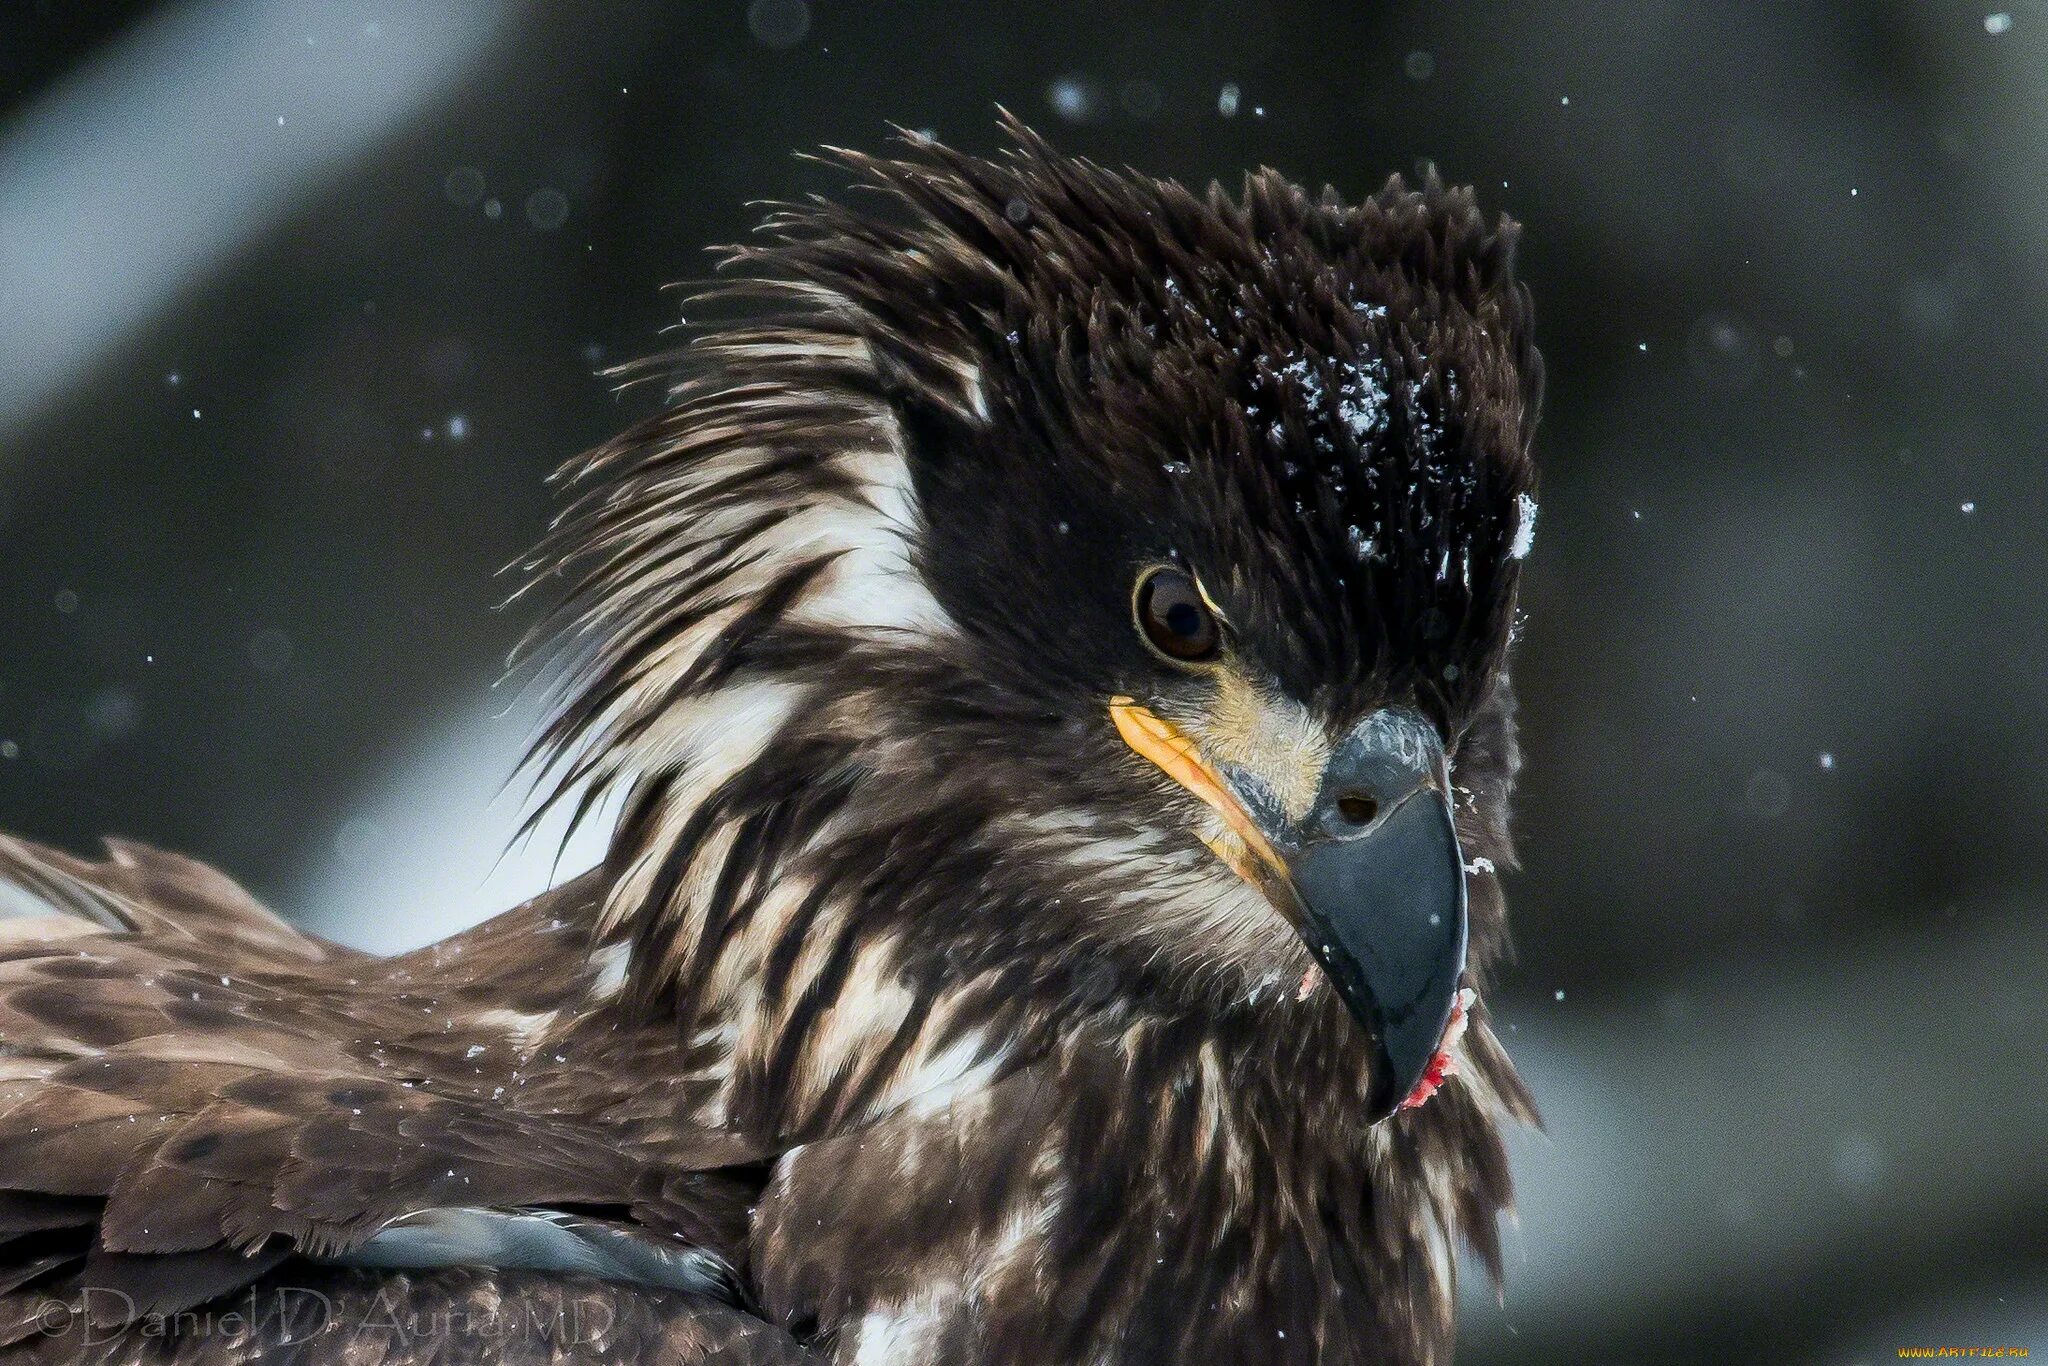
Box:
<box><xmin>1398</xmin><ymin>987</ymin><xmax>1476</xmax><ymax>1113</ymax></box>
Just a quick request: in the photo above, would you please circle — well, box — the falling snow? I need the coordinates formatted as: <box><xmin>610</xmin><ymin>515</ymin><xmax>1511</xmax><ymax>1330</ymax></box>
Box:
<box><xmin>1046</xmin><ymin>75</ymin><xmax>1100</xmax><ymax>123</ymax></box>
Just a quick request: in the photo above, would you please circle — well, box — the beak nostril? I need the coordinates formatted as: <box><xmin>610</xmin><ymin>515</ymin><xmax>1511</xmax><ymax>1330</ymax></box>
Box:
<box><xmin>1335</xmin><ymin>794</ymin><xmax>1380</xmax><ymax>827</ymax></box>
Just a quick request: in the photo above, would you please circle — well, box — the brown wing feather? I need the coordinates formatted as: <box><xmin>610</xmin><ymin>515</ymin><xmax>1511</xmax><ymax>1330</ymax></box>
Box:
<box><xmin>0</xmin><ymin>838</ymin><xmax>774</xmax><ymax>1354</ymax></box>
<box><xmin>0</xmin><ymin>838</ymin><xmax>347</xmax><ymax>964</ymax></box>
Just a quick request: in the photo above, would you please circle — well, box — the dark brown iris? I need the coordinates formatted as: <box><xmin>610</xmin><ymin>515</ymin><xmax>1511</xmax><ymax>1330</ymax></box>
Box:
<box><xmin>1136</xmin><ymin>567</ymin><xmax>1221</xmax><ymax>662</ymax></box>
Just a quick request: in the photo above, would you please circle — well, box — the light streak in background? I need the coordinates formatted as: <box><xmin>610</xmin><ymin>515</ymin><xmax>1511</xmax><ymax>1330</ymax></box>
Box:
<box><xmin>0</xmin><ymin>0</ymin><xmax>526</xmax><ymax>445</ymax></box>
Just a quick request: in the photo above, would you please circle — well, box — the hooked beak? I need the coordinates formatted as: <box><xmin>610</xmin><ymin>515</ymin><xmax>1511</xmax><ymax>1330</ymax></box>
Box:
<box><xmin>1110</xmin><ymin>701</ymin><xmax>1469</xmax><ymax>1122</ymax></box>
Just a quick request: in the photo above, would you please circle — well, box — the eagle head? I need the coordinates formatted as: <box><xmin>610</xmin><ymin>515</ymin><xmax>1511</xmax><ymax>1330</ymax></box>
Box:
<box><xmin>531</xmin><ymin>121</ymin><xmax>1542</xmax><ymax>1130</ymax></box>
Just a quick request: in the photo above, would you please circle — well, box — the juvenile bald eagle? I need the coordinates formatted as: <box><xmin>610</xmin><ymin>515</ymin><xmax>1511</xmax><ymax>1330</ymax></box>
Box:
<box><xmin>0</xmin><ymin>124</ymin><xmax>1542</xmax><ymax>1365</ymax></box>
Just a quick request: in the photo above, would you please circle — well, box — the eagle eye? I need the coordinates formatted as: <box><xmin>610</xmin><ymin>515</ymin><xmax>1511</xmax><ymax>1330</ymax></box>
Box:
<box><xmin>1135</xmin><ymin>567</ymin><xmax>1221</xmax><ymax>663</ymax></box>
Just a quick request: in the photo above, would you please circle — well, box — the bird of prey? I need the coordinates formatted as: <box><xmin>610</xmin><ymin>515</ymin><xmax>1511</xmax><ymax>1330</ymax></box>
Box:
<box><xmin>0</xmin><ymin>123</ymin><xmax>1543</xmax><ymax>1365</ymax></box>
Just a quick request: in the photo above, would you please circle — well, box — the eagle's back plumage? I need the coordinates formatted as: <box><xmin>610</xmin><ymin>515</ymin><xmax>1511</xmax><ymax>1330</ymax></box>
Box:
<box><xmin>0</xmin><ymin>124</ymin><xmax>1541</xmax><ymax>1365</ymax></box>
<box><xmin>0</xmin><ymin>840</ymin><xmax>791</xmax><ymax>1359</ymax></box>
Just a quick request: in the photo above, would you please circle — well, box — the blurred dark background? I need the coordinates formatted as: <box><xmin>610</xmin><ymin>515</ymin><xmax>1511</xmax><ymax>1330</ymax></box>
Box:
<box><xmin>2</xmin><ymin>2</ymin><xmax>2043</xmax><ymax>1360</ymax></box>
